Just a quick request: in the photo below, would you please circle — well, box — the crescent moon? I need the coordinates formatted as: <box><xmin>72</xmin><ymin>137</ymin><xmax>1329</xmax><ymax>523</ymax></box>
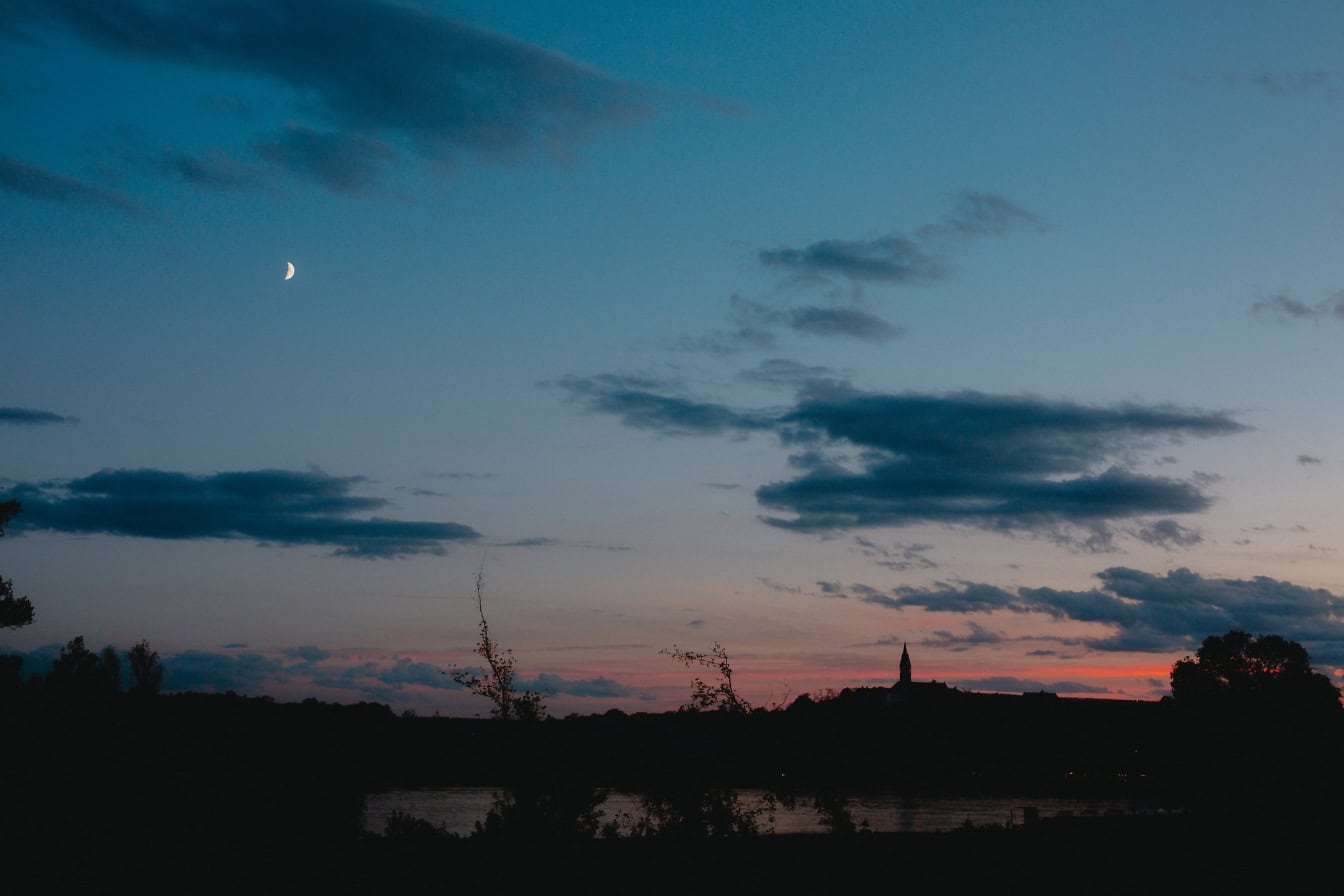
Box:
<box><xmin>285</xmin><ymin>261</ymin><xmax>295</xmax><ymax>280</ymax></box>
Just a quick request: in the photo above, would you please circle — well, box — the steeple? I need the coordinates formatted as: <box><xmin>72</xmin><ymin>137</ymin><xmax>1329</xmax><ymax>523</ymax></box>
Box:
<box><xmin>899</xmin><ymin>642</ymin><xmax>911</xmax><ymax>685</ymax></box>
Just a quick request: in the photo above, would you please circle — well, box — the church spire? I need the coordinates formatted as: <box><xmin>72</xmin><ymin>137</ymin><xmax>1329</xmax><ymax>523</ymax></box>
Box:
<box><xmin>899</xmin><ymin>642</ymin><xmax>911</xmax><ymax>685</ymax></box>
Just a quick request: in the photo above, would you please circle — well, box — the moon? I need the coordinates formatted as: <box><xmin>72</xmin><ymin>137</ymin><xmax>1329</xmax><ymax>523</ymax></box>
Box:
<box><xmin>284</xmin><ymin>261</ymin><xmax>295</xmax><ymax>280</ymax></box>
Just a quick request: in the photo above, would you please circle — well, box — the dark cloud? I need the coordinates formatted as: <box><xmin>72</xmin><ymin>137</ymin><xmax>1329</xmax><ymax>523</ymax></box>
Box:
<box><xmin>824</xmin><ymin>565</ymin><xmax>1344</xmax><ymax>667</ymax></box>
<box><xmin>162</xmin><ymin>649</ymin><xmax>288</xmax><ymax>694</ymax></box>
<box><xmin>282</xmin><ymin>645</ymin><xmax>331</xmax><ymax>663</ymax></box>
<box><xmin>704</xmin><ymin>482</ymin><xmax>741</xmax><ymax>491</ymax></box>
<box><xmin>558</xmin><ymin>377</ymin><xmax>1248</xmax><ymax>542</ymax></box>
<box><xmin>1251</xmin><ymin>291</ymin><xmax>1344</xmax><ymax>322</ymax></box>
<box><xmin>784</xmin><ymin>306</ymin><xmax>905</xmax><ymax>342</ymax></box>
<box><xmin>0</xmin><ymin>153</ymin><xmax>138</xmax><ymax>211</ymax></box>
<box><xmin>759</xmin><ymin>389</ymin><xmax>1246</xmax><ymax>538</ymax></box>
<box><xmin>554</xmin><ymin>374</ymin><xmax>772</xmax><ymax>437</ymax></box>
<box><xmin>319</xmin><ymin>657</ymin><xmax>462</xmax><ymax>692</ymax></box>
<box><xmin>526</xmin><ymin>672</ymin><xmax>641</xmax><ymax>699</ymax></box>
<box><xmin>859</xmin><ymin>581</ymin><xmax>1020</xmax><ymax>614</ymax></box>
<box><xmin>760</xmin><ymin>234</ymin><xmax>943</xmax><ymax>284</ymax></box>
<box><xmin>9</xmin><ymin>0</ymin><xmax>650</xmax><ymax>192</ymax></box>
<box><xmin>0</xmin><ymin>407</ymin><xmax>78</xmax><ymax>426</ymax></box>
<box><xmin>760</xmin><ymin>191</ymin><xmax>1040</xmax><ymax>285</ymax></box>
<box><xmin>1130</xmin><ymin>518</ymin><xmax>1203</xmax><ymax>550</ymax></box>
<box><xmin>2</xmin><ymin>467</ymin><xmax>480</xmax><ymax>557</ymax></box>
<box><xmin>922</xmin><ymin>621</ymin><xmax>1003</xmax><ymax>651</ymax></box>
<box><xmin>1298</xmin><ymin>454</ymin><xmax>1323</xmax><ymax>465</ymax></box>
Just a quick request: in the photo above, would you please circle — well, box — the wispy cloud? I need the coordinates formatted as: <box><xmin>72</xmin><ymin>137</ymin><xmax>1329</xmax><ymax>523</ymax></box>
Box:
<box><xmin>1251</xmin><ymin>290</ymin><xmax>1344</xmax><ymax>322</ymax></box>
<box><xmin>736</xmin><ymin>358</ymin><xmax>849</xmax><ymax>389</ymax></box>
<box><xmin>553</xmin><ymin>374</ymin><xmax>774</xmax><ymax>437</ymax></box>
<box><xmin>0</xmin><ymin>407</ymin><xmax>78</xmax><ymax>426</ymax></box>
<box><xmin>759</xmin><ymin>190</ymin><xmax>1040</xmax><ymax>286</ymax></box>
<box><xmin>0</xmin><ymin>154</ymin><xmax>139</xmax><ymax>212</ymax></box>
<box><xmin>1129</xmin><ymin>518</ymin><xmax>1202</xmax><ymax>550</ymax></box>
<box><xmin>2</xmin><ymin>467</ymin><xmax>480</xmax><ymax>557</ymax></box>
<box><xmin>760</xmin><ymin>234</ymin><xmax>943</xmax><ymax>284</ymax></box>
<box><xmin>916</xmin><ymin>191</ymin><xmax>1045</xmax><ymax>241</ymax></box>
<box><xmin>253</xmin><ymin>124</ymin><xmax>393</xmax><ymax>194</ymax></box>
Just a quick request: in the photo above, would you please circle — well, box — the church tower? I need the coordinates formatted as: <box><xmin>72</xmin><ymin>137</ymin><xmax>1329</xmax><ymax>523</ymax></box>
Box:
<box><xmin>899</xmin><ymin>642</ymin><xmax>911</xmax><ymax>685</ymax></box>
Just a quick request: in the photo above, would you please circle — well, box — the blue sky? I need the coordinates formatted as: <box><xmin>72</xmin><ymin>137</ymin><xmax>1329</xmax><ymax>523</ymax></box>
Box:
<box><xmin>4</xmin><ymin>0</ymin><xmax>1344</xmax><ymax>715</ymax></box>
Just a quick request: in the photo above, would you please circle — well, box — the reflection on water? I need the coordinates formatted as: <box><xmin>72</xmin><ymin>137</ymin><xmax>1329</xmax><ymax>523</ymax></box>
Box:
<box><xmin>364</xmin><ymin>787</ymin><xmax>1164</xmax><ymax>836</ymax></box>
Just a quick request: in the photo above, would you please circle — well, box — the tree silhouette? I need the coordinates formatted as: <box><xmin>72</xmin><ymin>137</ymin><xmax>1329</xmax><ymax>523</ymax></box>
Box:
<box><xmin>446</xmin><ymin>565</ymin><xmax>546</xmax><ymax>722</ymax></box>
<box><xmin>1169</xmin><ymin>629</ymin><xmax>1344</xmax><ymax>821</ymax></box>
<box><xmin>0</xmin><ymin>501</ymin><xmax>34</xmax><ymax>630</ymax></box>
<box><xmin>127</xmin><ymin>640</ymin><xmax>164</xmax><ymax>696</ymax></box>
<box><xmin>1170</xmin><ymin>629</ymin><xmax>1341</xmax><ymax>714</ymax></box>
<box><xmin>661</xmin><ymin>641</ymin><xmax>751</xmax><ymax>713</ymax></box>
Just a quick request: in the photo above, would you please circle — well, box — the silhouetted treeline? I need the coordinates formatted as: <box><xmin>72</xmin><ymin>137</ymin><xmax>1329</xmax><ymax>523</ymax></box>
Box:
<box><xmin>4</xmin><ymin>679</ymin><xmax>1342</xmax><ymax>889</ymax></box>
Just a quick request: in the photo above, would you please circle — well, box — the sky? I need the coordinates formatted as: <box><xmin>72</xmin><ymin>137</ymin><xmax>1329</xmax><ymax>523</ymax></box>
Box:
<box><xmin>4</xmin><ymin>0</ymin><xmax>1344</xmax><ymax>716</ymax></box>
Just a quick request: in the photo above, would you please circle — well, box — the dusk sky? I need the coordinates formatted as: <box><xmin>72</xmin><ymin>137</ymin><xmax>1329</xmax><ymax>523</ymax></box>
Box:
<box><xmin>5</xmin><ymin>0</ymin><xmax>1344</xmax><ymax>716</ymax></box>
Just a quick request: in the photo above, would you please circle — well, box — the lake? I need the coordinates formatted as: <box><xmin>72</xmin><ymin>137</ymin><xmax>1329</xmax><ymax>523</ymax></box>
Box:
<box><xmin>364</xmin><ymin>786</ymin><xmax>1171</xmax><ymax>836</ymax></box>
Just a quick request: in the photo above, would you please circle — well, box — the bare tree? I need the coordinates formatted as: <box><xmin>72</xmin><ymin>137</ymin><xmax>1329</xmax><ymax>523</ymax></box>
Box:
<box><xmin>446</xmin><ymin>565</ymin><xmax>546</xmax><ymax>721</ymax></box>
<box><xmin>660</xmin><ymin>641</ymin><xmax>751</xmax><ymax>713</ymax></box>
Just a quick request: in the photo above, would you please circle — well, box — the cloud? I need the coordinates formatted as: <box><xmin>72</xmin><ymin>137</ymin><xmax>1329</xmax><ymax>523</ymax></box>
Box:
<box><xmin>852</xmin><ymin>537</ymin><xmax>937</xmax><ymax>571</ymax></box>
<box><xmin>282</xmin><ymin>645</ymin><xmax>332</xmax><ymax>663</ymax></box>
<box><xmin>1246</xmin><ymin>69</ymin><xmax>1336</xmax><ymax>98</ymax></box>
<box><xmin>821</xmin><ymin>565</ymin><xmax>1344</xmax><ymax>668</ymax></box>
<box><xmin>9</xmin><ymin>0</ymin><xmax>651</xmax><ymax>192</ymax></box>
<box><xmin>524</xmin><ymin>672</ymin><xmax>641</xmax><ymax>699</ymax></box>
<box><xmin>1129</xmin><ymin>518</ymin><xmax>1203</xmax><ymax>550</ymax></box>
<box><xmin>760</xmin><ymin>234</ymin><xmax>943</xmax><ymax>284</ymax></box>
<box><xmin>162</xmin><ymin>649</ymin><xmax>288</xmax><ymax>693</ymax></box>
<box><xmin>558</xmin><ymin>377</ymin><xmax>1248</xmax><ymax>542</ymax></box>
<box><xmin>685</xmin><ymin>295</ymin><xmax>902</xmax><ymax>353</ymax></box>
<box><xmin>859</xmin><ymin>581</ymin><xmax>1020</xmax><ymax>614</ymax></box>
<box><xmin>1251</xmin><ymin>290</ymin><xmax>1344</xmax><ymax>322</ymax></box>
<box><xmin>0</xmin><ymin>153</ymin><xmax>138</xmax><ymax>211</ymax></box>
<box><xmin>253</xmin><ymin>124</ymin><xmax>393</xmax><ymax>194</ymax></box>
<box><xmin>917</xmin><ymin>191</ymin><xmax>1045</xmax><ymax>241</ymax></box>
<box><xmin>2</xmin><ymin>467</ymin><xmax>480</xmax><ymax>557</ymax></box>
<box><xmin>760</xmin><ymin>190</ymin><xmax>1040</xmax><ymax>285</ymax></box>
<box><xmin>155</xmin><ymin>148</ymin><xmax>250</xmax><ymax>190</ymax></box>
<box><xmin>554</xmin><ymin>374</ymin><xmax>773</xmax><ymax>437</ymax></box>
<box><xmin>1298</xmin><ymin>454</ymin><xmax>1323</xmax><ymax>465</ymax></box>
<box><xmin>922</xmin><ymin>621</ymin><xmax>1004</xmax><ymax>650</ymax></box>
<box><xmin>0</xmin><ymin>407</ymin><xmax>78</xmax><ymax>426</ymax></box>
<box><xmin>759</xmin><ymin>388</ymin><xmax>1247</xmax><ymax>538</ymax></box>
<box><xmin>784</xmin><ymin>306</ymin><xmax>905</xmax><ymax>342</ymax></box>
<box><xmin>737</xmin><ymin>358</ymin><xmax>849</xmax><ymax>389</ymax></box>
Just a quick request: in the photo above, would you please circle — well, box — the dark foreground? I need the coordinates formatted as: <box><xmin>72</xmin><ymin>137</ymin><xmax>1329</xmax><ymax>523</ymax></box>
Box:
<box><xmin>13</xmin><ymin>813</ymin><xmax>1334</xmax><ymax>893</ymax></box>
<box><xmin>7</xmin><ymin>689</ymin><xmax>1342</xmax><ymax>891</ymax></box>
